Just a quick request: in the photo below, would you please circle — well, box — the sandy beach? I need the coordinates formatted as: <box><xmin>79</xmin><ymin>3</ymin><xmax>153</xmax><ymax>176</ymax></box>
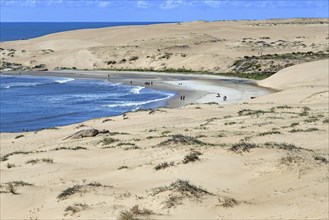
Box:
<box><xmin>3</xmin><ymin>70</ymin><xmax>274</xmax><ymax>108</ymax></box>
<box><xmin>1</xmin><ymin>59</ymin><xmax>328</xmax><ymax>219</ymax></box>
<box><xmin>0</xmin><ymin>18</ymin><xmax>328</xmax><ymax>219</ymax></box>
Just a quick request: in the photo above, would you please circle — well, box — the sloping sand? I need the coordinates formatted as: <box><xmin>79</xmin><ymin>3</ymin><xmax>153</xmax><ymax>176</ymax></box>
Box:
<box><xmin>1</xmin><ymin>19</ymin><xmax>328</xmax><ymax>72</ymax></box>
<box><xmin>1</xmin><ymin>59</ymin><xmax>328</xmax><ymax>219</ymax></box>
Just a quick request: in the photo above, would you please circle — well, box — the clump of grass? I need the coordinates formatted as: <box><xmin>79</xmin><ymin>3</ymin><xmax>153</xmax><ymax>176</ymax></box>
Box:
<box><xmin>276</xmin><ymin>105</ymin><xmax>293</xmax><ymax>109</ymax></box>
<box><xmin>299</xmin><ymin>107</ymin><xmax>310</xmax><ymax>116</ymax></box>
<box><xmin>224</xmin><ymin>121</ymin><xmax>236</xmax><ymax>126</ymax></box>
<box><xmin>218</xmin><ymin>197</ymin><xmax>239</xmax><ymax>207</ymax></box>
<box><xmin>165</xmin><ymin>195</ymin><xmax>182</xmax><ymax>208</ymax></box>
<box><xmin>0</xmin><ymin>150</ymin><xmax>33</xmax><ymax>162</ymax></box>
<box><xmin>64</xmin><ymin>203</ymin><xmax>89</xmax><ymax>215</ymax></box>
<box><xmin>152</xmin><ymin>179</ymin><xmax>212</xmax><ymax>198</ymax></box>
<box><xmin>101</xmin><ymin>137</ymin><xmax>118</xmax><ymax>145</ymax></box>
<box><xmin>57</xmin><ymin>182</ymin><xmax>112</xmax><ymax>200</ymax></box>
<box><xmin>304</xmin><ymin>116</ymin><xmax>319</xmax><ymax>123</ymax></box>
<box><xmin>263</xmin><ymin>142</ymin><xmax>305</xmax><ymax>151</ymax></box>
<box><xmin>26</xmin><ymin>158</ymin><xmax>53</xmax><ymax>165</ymax></box>
<box><xmin>314</xmin><ymin>155</ymin><xmax>328</xmax><ymax>164</ymax></box>
<box><xmin>258</xmin><ymin>131</ymin><xmax>281</xmax><ymax>136</ymax></box>
<box><xmin>57</xmin><ymin>185</ymin><xmax>83</xmax><ymax>200</ymax></box>
<box><xmin>15</xmin><ymin>135</ymin><xmax>24</xmax><ymax>139</ymax></box>
<box><xmin>157</xmin><ymin>134</ymin><xmax>208</xmax><ymax>147</ymax></box>
<box><xmin>118</xmin><ymin>166</ymin><xmax>129</xmax><ymax>170</ymax></box>
<box><xmin>280</xmin><ymin>155</ymin><xmax>303</xmax><ymax>165</ymax></box>
<box><xmin>118</xmin><ymin>205</ymin><xmax>154</xmax><ymax>220</ymax></box>
<box><xmin>161</xmin><ymin>130</ymin><xmax>171</xmax><ymax>135</ymax></box>
<box><xmin>52</xmin><ymin>146</ymin><xmax>87</xmax><ymax>151</ymax></box>
<box><xmin>8</xmin><ymin>181</ymin><xmax>34</xmax><ymax>186</ymax></box>
<box><xmin>182</xmin><ymin>151</ymin><xmax>202</xmax><ymax>164</ymax></box>
<box><xmin>238</xmin><ymin>109</ymin><xmax>270</xmax><ymax>116</ymax></box>
<box><xmin>117</xmin><ymin>142</ymin><xmax>136</xmax><ymax>147</ymax></box>
<box><xmin>229</xmin><ymin>142</ymin><xmax>259</xmax><ymax>153</ymax></box>
<box><xmin>154</xmin><ymin>161</ymin><xmax>175</xmax><ymax>170</ymax></box>
<box><xmin>8</xmin><ymin>183</ymin><xmax>17</xmax><ymax>195</ymax></box>
<box><xmin>290</xmin><ymin>122</ymin><xmax>299</xmax><ymax>127</ymax></box>
<box><xmin>218</xmin><ymin>133</ymin><xmax>226</xmax><ymax>138</ymax></box>
<box><xmin>289</xmin><ymin>128</ymin><xmax>319</xmax><ymax>133</ymax></box>
<box><xmin>323</xmin><ymin>118</ymin><xmax>329</xmax><ymax>124</ymax></box>
<box><xmin>1</xmin><ymin>181</ymin><xmax>34</xmax><ymax>194</ymax></box>
<box><xmin>6</xmin><ymin>163</ymin><xmax>16</xmax><ymax>169</ymax></box>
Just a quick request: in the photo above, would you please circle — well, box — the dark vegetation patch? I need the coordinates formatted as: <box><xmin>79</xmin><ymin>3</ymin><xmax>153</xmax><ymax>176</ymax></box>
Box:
<box><xmin>157</xmin><ymin>134</ymin><xmax>209</xmax><ymax>147</ymax></box>
<box><xmin>52</xmin><ymin>146</ymin><xmax>87</xmax><ymax>151</ymax></box>
<box><xmin>57</xmin><ymin>182</ymin><xmax>112</xmax><ymax>200</ymax></box>
<box><xmin>289</xmin><ymin>128</ymin><xmax>319</xmax><ymax>133</ymax></box>
<box><xmin>314</xmin><ymin>155</ymin><xmax>328</xmax><ymax>164</ymax></box>
<box><xmin>218</xmin><ymin>197</ymin><xmax>240</xmax><ymax>207</ymax></box>
<box><xmin>118</xmin><ymin>205</ymin><xmax>154</xmax><ymax>220</ymax></box>
<box><xmin>182</xmin><ymin>151</ymin><xmax>202</xmax><ymax>164</ymax></box>
<box><xmin>0</xmin><ymin>181</ymin><xmax>34</xmax><ymax>194</ymax></box>
<box><xmin>258</xmin><ymin>131</ymin><xmax>281</xmax><ymax>136</ymax></box>
<box><xmin>154</xmin><ymin>161</ymin><xmax>175</xmax><ymax>170</ymax></box>
<box><xmin>229</xmin><ymin>142</ymin><xmax>259</xmax><ymax>153</ymax></box>
<box><xmin>152</xmin><ymin>179</ymin><xmax>213</xmax><ymax>198</ymax></box>
<box><xmin>238</xmin><ymin>109</ymin><xmax>271</xmax><ymax>116</ymax></box>
<box><xmin>64</xmin><ymin>203</ymin><xmax>89</xmax><ymax>216</ymax></box>
<box><xmin>0</xmin><ymin>151</ymin><xmax>35</xmax><ymax>162</ymax></box>
<box><xmin>26</xmin><ymin>158</ymin><xmax>54</xmax><ymax>165</ymax></box>
<box><xmin>15</xmin><ymin>135</ymin><xmax>24</xmax><ymax>139</ymax></box>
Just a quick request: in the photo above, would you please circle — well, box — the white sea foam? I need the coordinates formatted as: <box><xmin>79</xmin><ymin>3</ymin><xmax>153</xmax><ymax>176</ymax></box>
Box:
<box><xmin>105</xmin><ymin>94</ymin><xmax>174</xmax><ymax>108</ymax></box>
<box><xmin>1</xmin><ymin>82</ymin><xmax>42</xmax><ymax>88</ymax></box>
<box><xmin>55</xmin><ymin>78</ymin><xmax>74</xmax><ymax>84</ymax></box>
<box><xmin>130</xmin><ymin>86</ymin><xmax>144</xmax><ymax>94</ymax></box>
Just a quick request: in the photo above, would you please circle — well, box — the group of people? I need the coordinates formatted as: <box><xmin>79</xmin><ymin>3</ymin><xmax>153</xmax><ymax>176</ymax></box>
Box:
<box><xmin>217</xmin><ymin>93</ymin><xmax>227</xmax><ymax>101</ymax></box>
<box><xmin>180</xmin><ymin>95</ymin><xmax>186</xmax><ymax>100</ymax></box>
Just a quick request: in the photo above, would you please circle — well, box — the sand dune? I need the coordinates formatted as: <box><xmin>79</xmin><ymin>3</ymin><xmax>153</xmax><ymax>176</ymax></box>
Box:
<box><xmin>1</xmin><ymin>58</ymin><xmax>328</xmax><ymax>219</ymax></box>
<box><xmin>1</xmin><ymin>18</ymin><xmax>328</xmax><ymax>74</ymax></box>
<box><xmin>259</xmin><ymin>59</ymin><xmax>329</xmax><ymax>90</ymax></box>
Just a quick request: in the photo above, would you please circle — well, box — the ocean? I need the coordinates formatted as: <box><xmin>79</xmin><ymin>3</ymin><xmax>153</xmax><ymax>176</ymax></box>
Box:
<box><xmin>0</xmin><ymin>75</ymin><xmax>175</xmax><ymax>132</ymax></box>
<box><xmin>0</xmin><ymin>22</ymin><xmax>171</xmax><ymax>42</ymax></box>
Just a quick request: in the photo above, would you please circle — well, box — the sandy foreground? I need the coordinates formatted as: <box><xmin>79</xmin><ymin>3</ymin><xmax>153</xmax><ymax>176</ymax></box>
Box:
<box><xmin>0</xmin><ymin>58</ymin><xmax>328</xmax><ymax>219</ymax></box>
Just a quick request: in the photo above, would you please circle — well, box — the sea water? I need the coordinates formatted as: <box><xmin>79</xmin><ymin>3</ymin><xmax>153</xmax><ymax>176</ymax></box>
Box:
<box><xmin>0</xmin><ymin>75</ymin><xmax>175</xmax><ymax>132</ymax></box>
<box><xmin>0</xmin><ymin>22</ymin><xmax>172</xmax><ymax>42</ymax></box>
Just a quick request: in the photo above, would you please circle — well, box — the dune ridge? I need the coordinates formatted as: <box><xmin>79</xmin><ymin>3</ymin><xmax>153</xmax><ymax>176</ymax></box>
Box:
<box><xmin>1</xmin><ymin>18</ymin><xmax>328</xmax><ymax>79</ymax></box>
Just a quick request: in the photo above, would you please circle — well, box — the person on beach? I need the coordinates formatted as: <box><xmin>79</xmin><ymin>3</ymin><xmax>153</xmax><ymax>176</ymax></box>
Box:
<box><xmin>217</xmin><ymin>93</ymin><xmax>221</xmax><ymax>97</ymax></box>
<box><xmin>183</xmin><ymin>95</ymin><xmax>185</xmax><ymax>100</ymax></box>
<box><xmin>223</xmin><ymin>96</ymin><xmax>227</xmax><ymax>101</ymax></box>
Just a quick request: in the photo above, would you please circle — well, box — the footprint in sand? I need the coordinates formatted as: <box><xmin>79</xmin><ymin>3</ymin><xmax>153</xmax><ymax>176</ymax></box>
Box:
<box><xmin>301</xmin><ymin>91</ymin><xmax>329</xmax><ymax>104</ymax></box>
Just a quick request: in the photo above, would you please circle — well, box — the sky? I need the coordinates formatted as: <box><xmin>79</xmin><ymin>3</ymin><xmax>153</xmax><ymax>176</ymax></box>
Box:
<box><xmin>0</xmin><ymin>0</ymin><xmax>328</xmax><ymax>22</ymax></box>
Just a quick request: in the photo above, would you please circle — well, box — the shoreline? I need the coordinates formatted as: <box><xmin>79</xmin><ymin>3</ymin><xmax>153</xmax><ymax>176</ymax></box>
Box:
<box><xmin>2</xmin><ymin>70</ymin><xmax>275</xmax><ymax>108</ymax></box>
<box><xmin>0</xmin><ymin>70</ymin><xmax>274</xmax><ymax>133</ymax></box>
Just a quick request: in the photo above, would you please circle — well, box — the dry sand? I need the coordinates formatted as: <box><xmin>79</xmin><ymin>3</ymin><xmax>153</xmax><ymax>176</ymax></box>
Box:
<box><xmin>1</xmin><ymin>18</ymin><xmax>328</xmax><ymax>72</ymax></box>
<box><xmin>1</xmin><ymin>58</ymin><xmax>328</xmax><ymax>219</ymax></box>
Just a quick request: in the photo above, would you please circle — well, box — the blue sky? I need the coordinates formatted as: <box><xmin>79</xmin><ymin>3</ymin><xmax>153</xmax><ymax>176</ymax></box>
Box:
<box><xmin>0</xmin><ymin>0</ymin><xmax>328</xmax><ymax>22</ymax></box>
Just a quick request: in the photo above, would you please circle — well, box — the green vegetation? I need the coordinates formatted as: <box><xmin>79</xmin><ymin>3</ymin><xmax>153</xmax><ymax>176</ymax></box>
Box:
<box><xmin>157</xmin><ymin>134</ymin><xmax>208</xmax><ymax>147</ymax></box>
<box><xmin>154</xmin><ymin>161</ymin><xmax>175</xmax><ymax>170</ymax></box>
<box><xmin>101</xmin><ymin>137</ymin><xmax>118</xmax><ymax>145</ymax></box>
<box><xmin>182</xmin><ymin>151</ymin><xmax>202</xmax><ymax>164</ymax></box>
<box><xmin>26</xmin><ymin>158</ymin><xmax>54</xmax><ymax>165</ymax></box>
<box><xmin>289</xmin><ymin>128</ymin><xmax>319</xmax><ymax>133</ymax></box>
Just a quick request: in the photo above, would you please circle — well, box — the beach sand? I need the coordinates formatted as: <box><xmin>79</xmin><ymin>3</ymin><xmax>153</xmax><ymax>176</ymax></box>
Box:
<box><xmin>1</xmin><ymin>59</ymin><xmax>328</xmax><ymax>219</ymax></box>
